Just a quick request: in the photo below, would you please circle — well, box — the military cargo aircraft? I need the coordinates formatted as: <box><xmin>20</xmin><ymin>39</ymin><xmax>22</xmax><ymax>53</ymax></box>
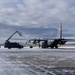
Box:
<box><xmin>29</xmin><ymin>23</ymin><xmax>67</xmax><ymax>48</ymax></box>
<box><xmin>27</xmin><ymin>23</ymin><xmax>73</xmax><ymax>49</ymax></box>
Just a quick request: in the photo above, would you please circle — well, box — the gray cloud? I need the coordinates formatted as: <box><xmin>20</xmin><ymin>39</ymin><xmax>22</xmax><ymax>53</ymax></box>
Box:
<box><xmin>0</xmin><ymin>0</ymin><xmax>74</xmax><ymax>26</ymax></box>
<box><xmin>0</xmin><ymin>0</ymin><xmax>75</xmax><ymax>41</ymax></box>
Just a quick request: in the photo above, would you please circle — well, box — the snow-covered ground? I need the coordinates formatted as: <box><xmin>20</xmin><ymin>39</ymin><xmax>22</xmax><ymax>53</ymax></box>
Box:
<box><xmin>0</xmin><ymin>47</ymin><xmax>75</xmax><ymax>75</ymax></box>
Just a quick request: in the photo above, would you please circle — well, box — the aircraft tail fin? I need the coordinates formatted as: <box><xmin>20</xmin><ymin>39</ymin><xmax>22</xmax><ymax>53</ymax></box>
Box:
<box><xmin>57</xmin><ymin>23</ymin><xmax>62</xmax><ymax>39</ymax></box>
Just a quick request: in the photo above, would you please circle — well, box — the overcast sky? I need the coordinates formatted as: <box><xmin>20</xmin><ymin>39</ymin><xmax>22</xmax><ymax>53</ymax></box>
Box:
<box><xmin>0</xmin><ymin>0</ymin><xmax>75</xmax><ymax>42</ymax></box>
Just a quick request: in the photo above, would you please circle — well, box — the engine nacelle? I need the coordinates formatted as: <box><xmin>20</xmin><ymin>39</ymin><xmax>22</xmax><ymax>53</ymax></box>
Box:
<box><xmin>59</xmin><ymin>39</ymin><xmax>67</xmax><ymax>45</ymax></box>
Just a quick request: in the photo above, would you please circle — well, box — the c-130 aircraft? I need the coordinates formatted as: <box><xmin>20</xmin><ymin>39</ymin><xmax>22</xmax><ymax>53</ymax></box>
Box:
<box><xmin>28</xmin><ymin>23</ymin><xmax>67</xmax><ymax>49</ymax></box>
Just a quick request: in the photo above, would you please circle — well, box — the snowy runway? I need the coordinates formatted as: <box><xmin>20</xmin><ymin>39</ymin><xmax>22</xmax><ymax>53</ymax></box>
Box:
<box><xmin>0</xmin><ymin>47</ymin><xmax>75</xmax><ymax>75</ymax></box>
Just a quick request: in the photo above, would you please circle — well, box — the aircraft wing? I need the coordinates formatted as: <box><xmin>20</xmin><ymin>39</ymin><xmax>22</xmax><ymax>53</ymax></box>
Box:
<box><xmin>11</xmin><ymin>38</ymin><xmax>75</xmax><ymax>45</ymax></box>
<box><xmin>65</xmin><ymin>39</ymin><xmax>75</xmax><ymax>41</ymax></box>
<box><xmin>29</xmin><ymin>38</ymin><xmax>75</xmax><ymax>45</ymax></box>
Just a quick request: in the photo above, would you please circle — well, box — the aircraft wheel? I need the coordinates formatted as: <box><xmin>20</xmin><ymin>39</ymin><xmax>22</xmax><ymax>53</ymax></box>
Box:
<box><xmin>55</xmin><ymin>46</ymin><xmax>58</xmax><ymax>49</ymax></box>
<box><xmin>18</xmin><ymin>47</ymin><xmax>21</xmax><ymax>49</ymax></box>
<box><xmin>8</xmin><ymin>47</ymin><xmax>11</xmax><ymax>49</ymax></box>
<box><xmin>51</xmin><ymin>47</ymin><xmax>54</xmax><ymax>49</ymax></box>
<box><xmin>30</xmin><ymin>46</ymin><xmax>33</xmax><ymax>48</ymax></box>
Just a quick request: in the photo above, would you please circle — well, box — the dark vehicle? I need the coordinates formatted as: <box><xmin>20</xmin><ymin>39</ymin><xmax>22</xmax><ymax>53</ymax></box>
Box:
<box><xmin>5</xmin><ymin>41</ymin><xmax>23</xmax><ymax>49</ymax></box>
<box><xmin>4</xmin><ymin>31</ymin><xmax>24</xmax><ymax>49</ymax></box>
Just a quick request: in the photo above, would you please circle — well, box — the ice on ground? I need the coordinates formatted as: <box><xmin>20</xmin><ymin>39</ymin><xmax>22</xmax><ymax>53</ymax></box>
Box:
<box><xmin>0</xmin><ymin>47</ymin><xmax>75</xmax><ymax>75</ymax></box>
<box><xmin>0</xmin><ymin>53</ymin><xmax>36</xmax><ymax>75</ymax></box>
